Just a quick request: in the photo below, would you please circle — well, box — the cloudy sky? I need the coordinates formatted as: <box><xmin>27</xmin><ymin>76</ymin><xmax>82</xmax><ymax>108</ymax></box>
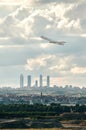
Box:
<box><xmin>0</xmin><ymin>0</ymin><xmax>86</xmax><ymax>87</ymax></box>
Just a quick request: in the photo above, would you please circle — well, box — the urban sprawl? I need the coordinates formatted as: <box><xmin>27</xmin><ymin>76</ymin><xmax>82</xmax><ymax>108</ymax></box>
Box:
<box><xmin>0</xmin><ymin>74</ymin><xmax>86</xmax><ymax>105</ymax></box>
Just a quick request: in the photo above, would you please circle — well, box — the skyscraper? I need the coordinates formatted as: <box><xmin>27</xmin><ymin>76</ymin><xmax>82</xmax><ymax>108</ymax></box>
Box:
<box><xmin>35</xmin><ymin>80</ymin><xmax>38</xmax><ymax>87</ymax></box>
<box><xmin>39</xmin><ymin>74</ymin><xmax>43</xmax><ymax>87</ymax></box>
<box><xmin>27</xmin><ymin>75</ymin><xmax>31</xmax><ymax>87</ymax></box>
<box><xmin>47</xmin><ymin>75</ymin><xmax>50</xmax><ymax>87</ymax></box>
<box><xmin>20</xmin><ymin>74</ymin><xmax>24</xmax><ymax>88</ymax></box>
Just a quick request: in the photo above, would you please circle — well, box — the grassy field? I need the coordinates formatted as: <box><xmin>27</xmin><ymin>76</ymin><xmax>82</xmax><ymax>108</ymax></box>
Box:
<box><xmin>0</xmin><ymin>128</ymin><xmax>85</xmax><ymax>130</ymax></box>
<box><xmin>0</xmin><ymin>104</ymin><xmax>86</xmax><ymax>129</ymax></box>
<box><xmin>0</xmin><ymin>118</ymin><xmax>86</xmax><ymax>129</ymax></box>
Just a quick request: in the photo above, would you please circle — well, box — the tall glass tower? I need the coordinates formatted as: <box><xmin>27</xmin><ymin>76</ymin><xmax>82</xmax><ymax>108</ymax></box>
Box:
<box><xmin>39</xmin><ymin>74</ymin><xmax>43</xmax><ymax>87</ymax></box>
<box><xmin>27</xmin><ymin>75</ymin><xmax>31</xmax><ymax>87</ymax></box>
<box><xmin>35</xmin><ymin>80</ymin><xmax>38</xmax><ymax>87</ymax></box>
<box><xmin>47</xmin><ymin>75</ymin><xmax>50</xmax><ymax>87</ymax></box>
<box><xmin>20</xmin><ymin>74</ymin><xmax>24</xmax><ymax>88</ymax></box>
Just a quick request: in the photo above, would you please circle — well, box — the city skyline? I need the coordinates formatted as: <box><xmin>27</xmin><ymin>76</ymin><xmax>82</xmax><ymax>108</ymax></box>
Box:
<box><xmin>20</xmin><ymin>74</ymin><xmax>50</xmax><ymax>88</ymax></box>
<box><xmin>0</xmin><ymin>0</ymin><xmax>86</xmax><ymax>87</ymax></box>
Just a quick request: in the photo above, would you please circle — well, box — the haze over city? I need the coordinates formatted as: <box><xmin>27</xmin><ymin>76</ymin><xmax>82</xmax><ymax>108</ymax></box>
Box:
<box><xmin>0</xmin><ymin>0</ymin><xmax>86</xmax><ymax>87</ymax></box>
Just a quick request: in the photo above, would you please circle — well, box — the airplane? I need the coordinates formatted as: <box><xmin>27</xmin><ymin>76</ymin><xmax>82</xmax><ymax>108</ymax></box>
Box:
<box><xmin>40</xmin><ymin>36</ymin><xmax>66</xmax><ymax>45</ymax></box>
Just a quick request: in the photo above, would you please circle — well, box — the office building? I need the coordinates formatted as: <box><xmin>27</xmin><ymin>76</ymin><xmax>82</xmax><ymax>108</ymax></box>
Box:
<box><xmin>47</xmin><ymin>75</ymin><xmax>50</xmax><ymax>87</ymax></box>
<box><xmin>35</xmin><ymin>80</ymin><xmax>38</xmax><ymax>87</ymax></box>
<box><xmin>20</xmin><ymin>74</ymin><xmax>24</xmax><ymax>88</ymax></box>
<box><xmin>27</xmin><ymin>75</ymin><xmax>31</xmax><ymax>87</ymax></box>
<box><xmin>39</xmin><ymin>74</ymin><xmax>43</xmax><ymax>87</ymax></box>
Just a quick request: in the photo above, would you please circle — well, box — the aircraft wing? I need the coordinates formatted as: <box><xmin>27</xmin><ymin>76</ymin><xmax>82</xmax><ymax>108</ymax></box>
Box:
<box><xmin>40</xmin><ymin>36</ymin><xmax>52</xmax><ymax>41</ymax></box>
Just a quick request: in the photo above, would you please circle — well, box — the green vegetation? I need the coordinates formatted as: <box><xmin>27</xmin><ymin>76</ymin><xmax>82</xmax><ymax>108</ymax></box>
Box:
<box><xmin>0</xmin><ymin>104</ymin><xmax>85</xmax><ymax>128</ymax></box>
<box><xmin>0</xmin><ymin>103</ymin><xmax>85</xmax><ymax>119</ymax></box>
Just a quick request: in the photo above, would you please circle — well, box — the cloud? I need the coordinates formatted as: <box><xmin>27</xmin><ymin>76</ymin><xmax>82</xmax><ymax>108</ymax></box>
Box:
<box><xmin>71</xmin><ymin>66</ymin><xmax>86</xmax><ymax>74</ymax></box>
<box><xmin>32</xmin><ymin>0</ymin><xmax>81</xmax><ymax>4</ymax></box>
<box><xmin>25</xmin><ymin>55</ymin><xmax>48</xmax><ymax>71</ymax></box>
<box><xmin>0</xmin><ymin>0</ymin><xmax>23</xmax><ymax>5</ymax></box>
<box><xmin>25</xmin><ymin>53</ymin><xmax>86</xmax><ymax>79</ymax></box>
<box><xmin>0</xmin><ymin>0</ymin><xmax>85</xmax><ymax>46</ymax></box>
<box><xmin>25</xmin><ymin>54</ymin><xmax>72</xmax><ymax>76</ymax></box>
<box><xmin>64</xmin><ymin>0</ymin><xmax>86</xmax><ymax>33</ymax></box>
<box><xmin>0</xmin><ymin>0</ymin><xmax>86</xmax><ymax>87</ymax></box>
